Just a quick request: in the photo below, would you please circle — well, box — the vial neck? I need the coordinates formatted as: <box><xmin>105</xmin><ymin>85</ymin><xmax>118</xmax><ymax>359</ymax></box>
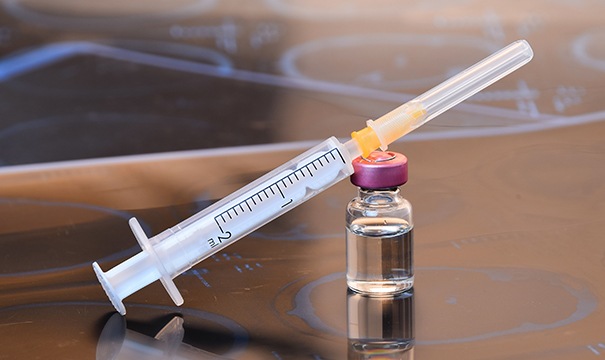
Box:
<box><xmin>358</xmin><ymin>187</ymin><xmax>400</xmax><ymax>202</ymax></box>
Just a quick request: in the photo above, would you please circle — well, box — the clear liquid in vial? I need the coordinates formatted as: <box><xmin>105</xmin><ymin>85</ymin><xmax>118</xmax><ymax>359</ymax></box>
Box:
<box><xmin>346</xmin><ymin>217</ymin><xmax>413</xmax><ymax>295</ymax></box>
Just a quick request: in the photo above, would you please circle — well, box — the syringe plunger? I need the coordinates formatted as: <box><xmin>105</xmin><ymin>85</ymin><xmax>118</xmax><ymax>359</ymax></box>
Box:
<box><xmin>94</xmin><ymin>218</ymin><xmax>184</xmax><ymax>315</ymax></box>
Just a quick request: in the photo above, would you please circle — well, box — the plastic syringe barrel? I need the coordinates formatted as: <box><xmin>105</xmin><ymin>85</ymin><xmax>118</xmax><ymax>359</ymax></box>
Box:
<box><xmin>93</xmin><ymin>137</ymin><xmax>355</xmax><ymax>314</ymax></box>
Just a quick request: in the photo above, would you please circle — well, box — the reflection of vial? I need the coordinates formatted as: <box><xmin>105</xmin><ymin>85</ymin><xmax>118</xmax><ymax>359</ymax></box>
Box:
<box><xmin>347</xmin><ymin>289</ymin><xmax>414</xmax><ymax>359</ymax></box>
<box><xmin>346</xmin><ymin>151</ymin><xmax>413</xmax><ymax>295</ymax></box>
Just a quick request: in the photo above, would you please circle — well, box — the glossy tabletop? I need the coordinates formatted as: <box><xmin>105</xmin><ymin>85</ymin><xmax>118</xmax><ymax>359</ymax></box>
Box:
<box><xmin>1</xmin><ymin>1</ymin><xmax>604</xmax><ymax>359</ymax></box>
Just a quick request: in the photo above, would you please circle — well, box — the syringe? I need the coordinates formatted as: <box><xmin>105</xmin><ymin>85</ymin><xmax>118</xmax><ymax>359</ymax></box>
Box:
<box><xmin>93</xmin><ymin>40</ymin><xmax>533</xmax><ymax>315</ymax></box>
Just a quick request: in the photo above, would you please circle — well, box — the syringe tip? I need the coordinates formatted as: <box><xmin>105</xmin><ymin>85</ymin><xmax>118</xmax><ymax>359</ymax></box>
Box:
<box><xmin>350</xmin><ymin>102</ymin><xmax>427</xmax><ymax>158</ymax></box>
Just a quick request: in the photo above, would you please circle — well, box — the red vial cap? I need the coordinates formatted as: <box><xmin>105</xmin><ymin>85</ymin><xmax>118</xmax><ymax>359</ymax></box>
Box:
<box><xmin>350</xmin><ymin>151</ymin><xmax>408</xmax><ymax>189</ymax></box>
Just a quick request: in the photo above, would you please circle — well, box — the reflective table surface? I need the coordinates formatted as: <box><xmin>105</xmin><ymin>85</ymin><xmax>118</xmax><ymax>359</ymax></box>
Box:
<box><xmin>1</xmin><ymin>1</ymin><xmax>605</xmax><ymax>359</ymax></box>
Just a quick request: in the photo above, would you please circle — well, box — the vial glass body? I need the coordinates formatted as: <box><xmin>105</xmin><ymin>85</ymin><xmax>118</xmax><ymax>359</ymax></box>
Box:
<box><xmin>346</xmin><ymin>188</ymin><xmax>413</xmax><ymax>295</ymax></box>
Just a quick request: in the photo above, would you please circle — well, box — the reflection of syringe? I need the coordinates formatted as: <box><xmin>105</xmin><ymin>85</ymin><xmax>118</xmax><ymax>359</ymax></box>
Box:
<box><xmin>93</xmin><ymin>40</ymin><xmax>533</xmax><ymax>315</ymax></box>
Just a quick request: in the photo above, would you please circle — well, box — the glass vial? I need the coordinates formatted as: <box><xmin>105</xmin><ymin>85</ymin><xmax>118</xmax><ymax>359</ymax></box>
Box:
<box><xmin>346</xmin><ymin>151</ymin><xmax>413</xmax><ymax>295</ymax></box>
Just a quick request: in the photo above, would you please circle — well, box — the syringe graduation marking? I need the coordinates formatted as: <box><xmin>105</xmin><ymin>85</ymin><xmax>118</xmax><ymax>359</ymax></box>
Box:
<box><xmin>213</xmin><ymin>148</ymin><xmax>345</xmax><ymax>236</ymax></box>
